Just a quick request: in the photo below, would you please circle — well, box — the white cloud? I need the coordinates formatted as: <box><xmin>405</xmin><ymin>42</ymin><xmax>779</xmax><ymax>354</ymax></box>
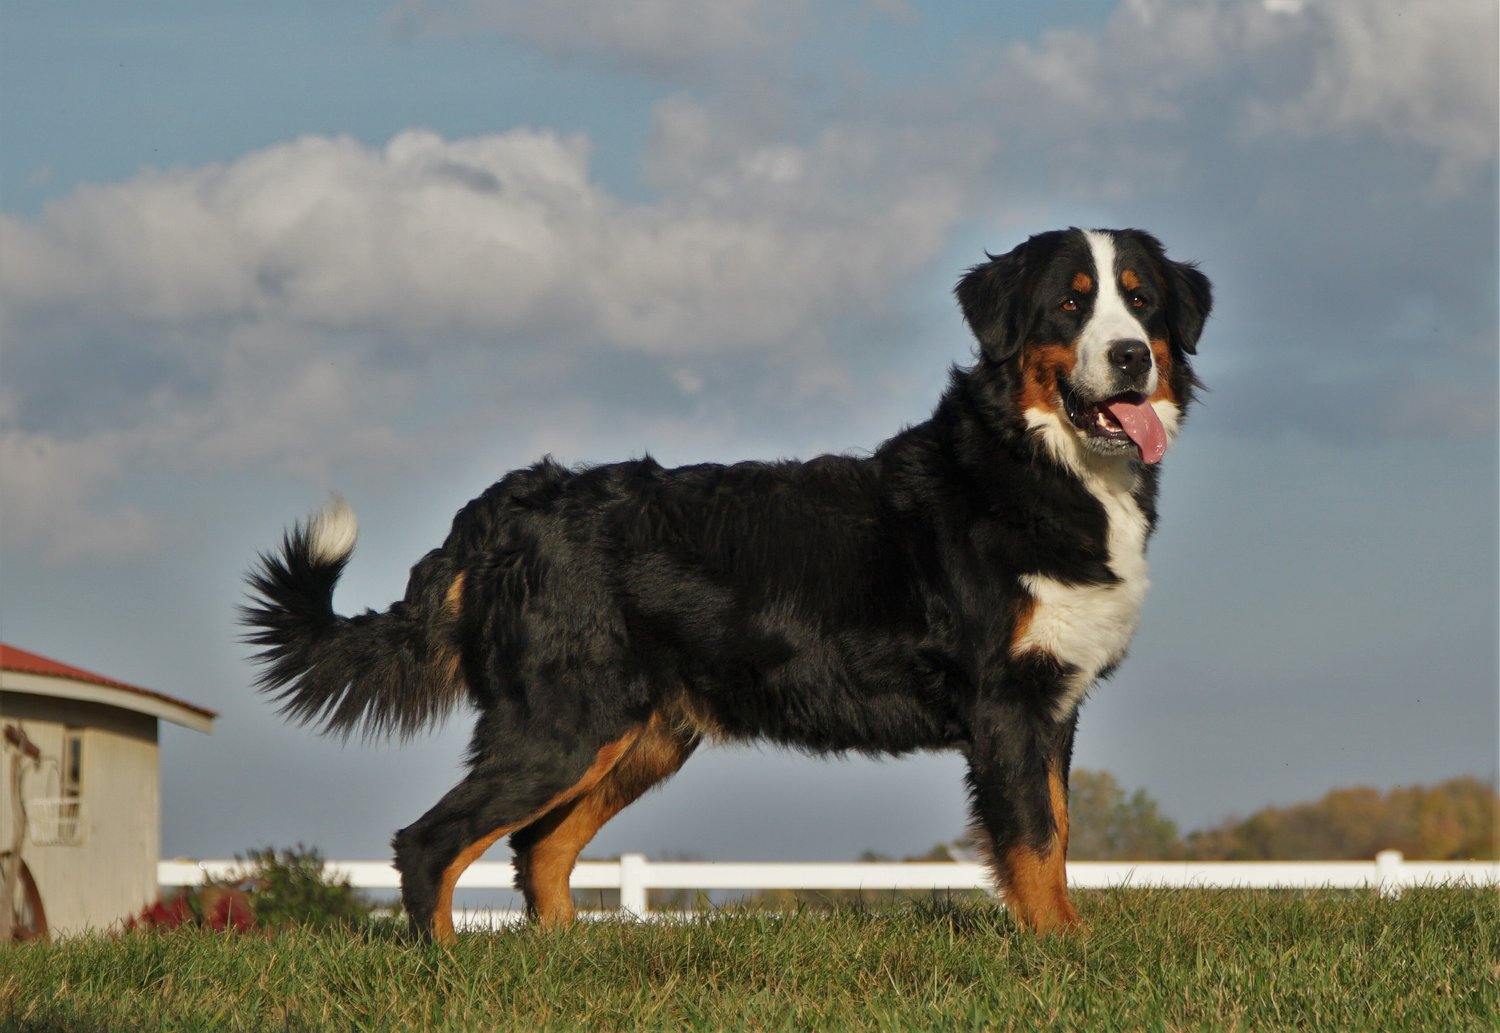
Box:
<box><xmin>2</xmin><ymin>132</ymin><xmax>597</xmax><ymax>333</ymax></box>
<box><xmin>2</xmin><ymin>0</ymin><xmax>1493</xmax><ymax>566</ymax></box>
<box><xmin>3</xmin><ymin>126</ymin><xmax>964</xmax><ymax>356</ymax></box>
<box><xmin>997</xmin><ymin>0</ymin><xmax>1496</xmax><ymax>185</ymax></box>
<box><xmin>0</xmin><ymin>120</ymin><xmax>973</xmax><ymax>561</ymax></box>
<box><xmin>1246</xmin><ymin>0</ymin><xmax>1498</xmax><ymax>184</ymax></box>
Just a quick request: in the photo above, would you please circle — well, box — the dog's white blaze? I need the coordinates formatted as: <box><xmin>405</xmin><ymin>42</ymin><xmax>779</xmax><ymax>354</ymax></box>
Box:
<box><xmin>1013</xmin><ymin>419</ymin><xmax>1153</xmax><ymax>722</ymax></box>
<box><xmin>308</xmin><ymin>495</ymin><xmax>358</xmax><ymax>563</ymax></box>
<box><xmin>1010</xmin><ymin>232</ymin><xmax>1182</xmax><ymax>719</ymax></box>
<box><xmin>1074</xmin><ymin>230</ymin><xmax>1156</xmax><ymax>400</ymax></box>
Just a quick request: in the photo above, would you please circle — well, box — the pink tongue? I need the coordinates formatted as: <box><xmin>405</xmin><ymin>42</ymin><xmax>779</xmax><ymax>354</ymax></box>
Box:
<box><xmin>1102</xmin><ymin>397</ymin><xmax>1167</xmax><ymax>464</ymax></box>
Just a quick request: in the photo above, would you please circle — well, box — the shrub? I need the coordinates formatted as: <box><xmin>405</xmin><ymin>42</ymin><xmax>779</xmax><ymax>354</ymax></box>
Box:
<box><xmin>129</xmin><ymin>844</ymin><xmax>370</xmax><ymax>934</ymax></box>
<box><xmin>235</xmin><ymin>844</ymin><xmax>371</xmax><ymax>931</ymax></box>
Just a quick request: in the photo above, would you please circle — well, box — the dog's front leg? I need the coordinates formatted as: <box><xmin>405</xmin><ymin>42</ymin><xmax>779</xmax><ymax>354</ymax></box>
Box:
<box><xmin>964</xmin><ymin>703</ymin><xmax>1082</xmax><ymax>933</ymax></box>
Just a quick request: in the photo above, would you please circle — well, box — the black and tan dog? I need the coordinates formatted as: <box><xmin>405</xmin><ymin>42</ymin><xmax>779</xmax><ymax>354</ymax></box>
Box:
<box><xmin>244</xmin><ymin>227</ymin><xmax>1212</xmax><ymax>940</ymax></box>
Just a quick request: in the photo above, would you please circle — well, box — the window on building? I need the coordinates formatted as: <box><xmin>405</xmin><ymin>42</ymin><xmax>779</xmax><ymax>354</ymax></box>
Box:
<box><xmin>39</xmin><ymin>728</ymin><xmax>86</xmax><ymax>846</ymax></box>
<box><xmin>61</xmin><ymin>729</ymin><xmax>83</xmax><ymax>805</ymax></box>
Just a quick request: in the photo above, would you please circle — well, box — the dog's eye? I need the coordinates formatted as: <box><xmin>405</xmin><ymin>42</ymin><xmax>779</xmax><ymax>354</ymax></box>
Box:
<box><xmin>1129</xmin><ymin>293</ymin><xmax>1149</xmax><ymax>310</ymax></box>
<box><xmin>1061</xmin><ymin>298</ymin><xmax>1079</xmax><ymax>313</ymax></box>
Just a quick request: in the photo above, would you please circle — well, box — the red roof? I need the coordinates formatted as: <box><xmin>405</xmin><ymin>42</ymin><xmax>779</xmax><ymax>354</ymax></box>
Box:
<box><xmin>0</xmin><ymin>643</ymin><xmax>217</xmax><ymax>720</ymax></box>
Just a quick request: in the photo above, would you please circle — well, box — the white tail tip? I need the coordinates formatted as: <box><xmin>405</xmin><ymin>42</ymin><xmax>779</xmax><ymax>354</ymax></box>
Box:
<box><xmin>307</xmin><ymin>494</ymin><xmax>358</xmax><ymax>563</ymax></box>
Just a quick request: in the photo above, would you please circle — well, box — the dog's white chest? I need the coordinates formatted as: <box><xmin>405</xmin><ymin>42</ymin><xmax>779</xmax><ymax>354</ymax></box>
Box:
<box><xmin>1013</xmin><ymin>479</ymin><xmax>1151</xmax><ymax>721</ymax></box>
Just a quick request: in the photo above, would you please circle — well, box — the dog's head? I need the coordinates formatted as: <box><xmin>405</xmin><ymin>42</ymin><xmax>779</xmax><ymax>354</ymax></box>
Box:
<box><xmin>956</xmin><ymin>228</ymin><xmax>1212</xmax><ymax>466</ymax></box>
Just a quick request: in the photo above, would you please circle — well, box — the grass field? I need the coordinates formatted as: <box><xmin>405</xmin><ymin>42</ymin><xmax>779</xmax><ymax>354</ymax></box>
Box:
<box><xmin>3</xmin><ymin>888</ymin><xmax>1495</xmax><ymax>1032</ymax></box>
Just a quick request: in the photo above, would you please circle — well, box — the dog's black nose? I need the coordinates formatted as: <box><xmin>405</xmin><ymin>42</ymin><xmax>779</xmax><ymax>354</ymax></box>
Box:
<box><xmin>1108</xmin><ymin>339</ymin><xmax>1152</xmax><ymax>380</ymax></box>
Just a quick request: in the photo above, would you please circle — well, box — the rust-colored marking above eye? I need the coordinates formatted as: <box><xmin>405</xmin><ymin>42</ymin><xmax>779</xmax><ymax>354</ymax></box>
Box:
<box><xmin>1120</xmin><ymin>268</ymin><xmax>1142</xmax><ymax>291</ymax></box>
<box><xmin>1071</xmin><ymin>272</ymin><xmax>1093</xmax><ymax>294</ymax></box>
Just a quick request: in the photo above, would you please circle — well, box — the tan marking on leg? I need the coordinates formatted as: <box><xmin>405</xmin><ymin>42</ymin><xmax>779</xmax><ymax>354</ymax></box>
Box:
<box><xmin>1049</xmin><ymin>766</ymin><xmax>1071</xmax><ymax>859</ymax></box>
<box><xmin>999</xmin><ymin>768</ymin><xmax>1081</xmax><ymax>935</ymax></box>
<box><xmin>514</xmin><ymin>797</ymin><xmax>591</xmax><ymax>928</ymax></box>
<box><xmin>432</xmin><ymin>827</ymin><xmax>510</xmax><ymax>942</ymax></box>
<box><xmin>516</xmin><ymin>713</ymin><xmax>697</xmax><ymax>927</ymax></box>
<box><xmin>430</xmin><ymin>726</ymin><xmax>644</xmax><ymax>942</ymax></box>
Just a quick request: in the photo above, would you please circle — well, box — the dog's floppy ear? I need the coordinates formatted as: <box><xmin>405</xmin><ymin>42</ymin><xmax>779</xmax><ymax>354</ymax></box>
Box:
<box><xmin>1165</xmin><ymin>259</ymin><xmax>1213</xmax><ymax>355</ymax></box>
<box><xmin>955</xmin><ymin>247</ymin><xmax>1030</xmax><ymax>364</ymax></box>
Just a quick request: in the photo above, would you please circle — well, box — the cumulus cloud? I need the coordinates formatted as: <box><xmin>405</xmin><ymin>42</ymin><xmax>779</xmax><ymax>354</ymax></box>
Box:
<box><xmin>0</xmin><ymin>121</ymin><xmax>973</xmax><ymax>560</ymax></box>
<box><xmin>1244</xmin><ymin>0</ymin><xmax>1498</xmax><ymax>184</ymax></box>
<box><xmin>2</xmin><ymin>0</ymin><xmax>1494</xmax><ymax>564</ymax></box>
<box><xmin>985</xmin><ymin>0</ymin><xmax>1496</xmax><ymax>190</ymax></box>
<box><xmin>3</xmin><ymin>127</ymin><xmax>963</xmax><ymax>355</ymax></box>
<box><xmin>5</xmin><ymin>132</ymin><xmax>602</xmax><ymax>335</ymax></box>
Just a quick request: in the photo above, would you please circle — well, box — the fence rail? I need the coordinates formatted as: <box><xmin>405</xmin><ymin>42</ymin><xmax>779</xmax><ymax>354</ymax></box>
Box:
<box><xmin>160</xmin><ymin>852</ymin><xmax>1499</xmax><ymax>927</ymax></box>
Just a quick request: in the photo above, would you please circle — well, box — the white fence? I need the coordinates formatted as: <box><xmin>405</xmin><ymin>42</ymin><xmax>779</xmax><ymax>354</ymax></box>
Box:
<box><xmin>160</xmin><ymin>852</ymin><xmax>1499</xmax><ymax>928</ymax></box>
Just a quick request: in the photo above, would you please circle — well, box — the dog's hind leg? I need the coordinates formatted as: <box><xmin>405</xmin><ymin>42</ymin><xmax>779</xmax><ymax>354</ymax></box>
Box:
<box><xmin>392</xmin><ymin>725</ymin><xmax>644</xmax><ymax>943</ymax></box>
<box><xmin>510</xmin><ymin>712</ymin><xmax>699</xmax><ymax>927</ymax></box>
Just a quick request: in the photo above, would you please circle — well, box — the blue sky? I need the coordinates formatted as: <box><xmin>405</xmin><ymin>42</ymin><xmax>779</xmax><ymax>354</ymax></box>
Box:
<box><xmin>2</xmin><ymin>0</ymin><xmax>1496</xmax><ymax>866</ymax></box>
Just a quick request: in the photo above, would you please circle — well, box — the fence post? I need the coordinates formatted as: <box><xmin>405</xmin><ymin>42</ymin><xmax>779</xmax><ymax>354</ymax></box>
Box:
<box><xmin>1375</xmin><ymin>849</ymin><xmax>1404</xmax><ymax>898</ymax></box>
<box><xmin>618</xmin><ymin>853</ymin><xmax>648</xmax><ymax>917</ymax></box>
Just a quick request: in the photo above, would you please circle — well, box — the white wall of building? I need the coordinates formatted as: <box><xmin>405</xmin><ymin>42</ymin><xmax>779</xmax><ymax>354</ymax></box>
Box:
<box><xmin>2</xmin><ymin>694</ymin><xmax>161</xmax><ymax>935</ymax></box>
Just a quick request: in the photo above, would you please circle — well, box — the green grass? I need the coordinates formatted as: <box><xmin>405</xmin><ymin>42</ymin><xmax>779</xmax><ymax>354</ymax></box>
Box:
<box><xmin>3</xmin><ymin>889</ymin><xmax>1496</xmax><ymax>1032</ymax></box>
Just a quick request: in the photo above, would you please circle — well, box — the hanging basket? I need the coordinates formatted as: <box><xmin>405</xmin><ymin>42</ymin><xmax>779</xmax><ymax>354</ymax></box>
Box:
<box><xmin>25</xmin><ymin>798</ymin><xmax>85</xmax><ymax>847</ymax></box>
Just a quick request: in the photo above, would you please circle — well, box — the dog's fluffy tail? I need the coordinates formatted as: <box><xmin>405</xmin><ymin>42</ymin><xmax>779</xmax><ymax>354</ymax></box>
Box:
<box><xmin>241</xmin><ymin>496</ymin><xmax>466</xmax><ymax>740</ymax></box>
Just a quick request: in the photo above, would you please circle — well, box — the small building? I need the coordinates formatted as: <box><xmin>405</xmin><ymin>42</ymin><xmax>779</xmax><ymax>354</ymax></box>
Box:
<box><xmin>1</xmin><ymin>643</ymin><xmax>215</xmax><ymax>936</ymax></box>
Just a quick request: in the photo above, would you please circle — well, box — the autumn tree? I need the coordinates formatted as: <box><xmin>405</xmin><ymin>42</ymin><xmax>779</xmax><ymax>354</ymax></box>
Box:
<box><xmin>1184</xmin><ymin>777</ymin><xmax>1498</xmax><ymax>860</ymax></box>
<box><xmin>1066</xmin><ymin>769</ymin><xmax>1185</xmax><ymax>860</ymax></box>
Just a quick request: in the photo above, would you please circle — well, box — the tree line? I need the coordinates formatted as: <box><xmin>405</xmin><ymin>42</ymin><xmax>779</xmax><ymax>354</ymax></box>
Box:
<box><xmin>959</xmin><ymin>772</ymin><xmax>1497</xmax><ymax>862</ymax></box>
<box><xmin>565</xmin><ymin>772</ymin><xmax>1498</xmax><ymax>912</ymax></box>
